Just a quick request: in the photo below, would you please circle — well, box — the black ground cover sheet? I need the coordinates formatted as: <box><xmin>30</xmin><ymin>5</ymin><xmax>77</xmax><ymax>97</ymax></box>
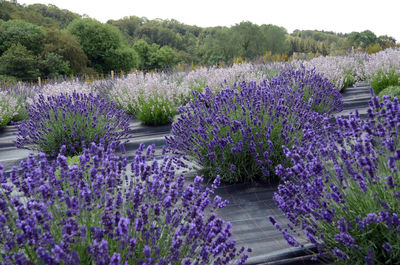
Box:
<box><xmin>0</xmin><ymin>82</ymin><xmax>371</xmax><ymax>264</ymax></box>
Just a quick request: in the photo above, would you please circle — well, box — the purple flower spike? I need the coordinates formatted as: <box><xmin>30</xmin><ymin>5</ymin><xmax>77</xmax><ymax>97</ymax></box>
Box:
<box><xmin>166</xmin><ymin>67</ymin><xmax>337</xmax><ymax>183</ymax></box>
<box><xmin>272</xmin><ymin>95</ymin><xmax>400</xmax><ymax>263</ymax></box>
<box><xmin>0</xmin><ymin>142</ymin><xmax>249</xmax><ymax>264</ymax></box>
<box><xmin>15</xmin><ymin>92</ymin><xmax>131</xmax><ymax>156</ymax></box>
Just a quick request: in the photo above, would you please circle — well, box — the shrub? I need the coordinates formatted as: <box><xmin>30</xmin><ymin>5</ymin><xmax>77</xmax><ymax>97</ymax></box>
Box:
<box><xmin>342</xmin><ymin>71</ymin><xmax>356</xmax><ymax>91</ymax></box>
<box><xmin>0</xmin><ymin>74</ymin><xmax>16</xmax><ymax>86</ymax></box>
<box><xmin>0</xmin><ymin>43</ymin><xmax>40</xmax><ymax>82</ymax></box>
<box><xmin>26</xmin><ymin>79</ymin><xmax>96</xmax><ymax>105</ymax></box>
<box><xmin>166</xmin><ymin>68</ymin><xmax>339</xmax><ymax>183</ymax></box>
<box><xmin>0</xmin><ymin>142</ymin><xmax>249</xmax><ymax>264</ymax></box>
<box><xmin>370</xmin><ymin>70</ymin><xmax>400</xmax><ymax>95</ymax></box>
<box><xmin>109</xmin><ymin>63</ymin><xmax>288</xmax><ymax>126</ymax></box>
<box><xmin>363</xmin><ymin>48</ymin><xmax>400</xmax><ymax>94</ymax></box>
<box><xmin>272</xmin><ymin>96</ymin><xmax>400</xmax><ymax>264</ymax></box>
<box><xmin>10</xmin><ymin>95</ymin><xmax>29</xmax><ymax>122</ymax></box>
<box><xmin>270</xmin><ymin>66</ymin><xmax>343</xmax><ymax>114</ymax></box>
<box><xmin>15</xmin><ymin>92</ymin><xmax>131</xmax><ymax>156</ymax></box>
<box><xmin>135</xmin><ymin>95</ymin><xmax>178</xmax><ymax>125</ymax></box>
<box><xmin>294</xmin><ymin>53</ymin><xmax>365</xmax><ymax>91</ymax></box>
<box><xmin>0</xmin><ymin>91</ymin><xmax>20</xmax><ymax>128</ymax></box>
<box><xmin>378</xmin><ymin>85</ymin><xmax>400</xmax><ymax>100</ymax></box>
<box><xmin>109</xmin><ymin>72</ymin><xmax>188</xmax><ymax>125</ymax></box>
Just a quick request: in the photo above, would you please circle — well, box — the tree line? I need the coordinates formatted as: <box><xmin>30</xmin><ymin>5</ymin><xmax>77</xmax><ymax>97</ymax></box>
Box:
<box><xmin>0</xmin><ymin>0</ymin><xmax>397</xmax><ymax>82</ymax></box>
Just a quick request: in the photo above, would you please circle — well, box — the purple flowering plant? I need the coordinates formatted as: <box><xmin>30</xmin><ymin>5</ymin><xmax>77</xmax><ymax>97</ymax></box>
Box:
<box><xmin>272</xmin><ymin>95</ymin><xmax>400</xmax><ymax>264</ymax></box>
<box><xmin>0</xmin><ymin>91</ymin><xmax>19</xmax><ymax>128</ymax></box>
<box><xmin>166</xmin><ymin>67</ymin><xmax>341</xmax><ymax>183</ymax></box>
<box><xmin>0</xmin><ymin>142</ymin><xmax>249</xmax><ymax>264</ymax></box>
<box><xmin>269</xmin><ymin>66</ymin><xmax>343</xmax><ymax>115</ymax></box>
<box><xmin>14</xmin><ymin>92</ymin><xmax>131</xmax><ymax>156</ymax></box>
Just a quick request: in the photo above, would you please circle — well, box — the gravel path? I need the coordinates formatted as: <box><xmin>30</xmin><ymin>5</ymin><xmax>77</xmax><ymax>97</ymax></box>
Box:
<box><xmin>335</xmin><ymin>81</ymin><xmax>372</xmax><ymax>118</ymax></box>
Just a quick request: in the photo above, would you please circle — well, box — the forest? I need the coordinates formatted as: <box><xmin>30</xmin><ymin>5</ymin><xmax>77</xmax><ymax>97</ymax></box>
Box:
<box><xmin>0</xmin><ymin>0</ymin><xmax>397</xmax><ymax>82</ymax></box>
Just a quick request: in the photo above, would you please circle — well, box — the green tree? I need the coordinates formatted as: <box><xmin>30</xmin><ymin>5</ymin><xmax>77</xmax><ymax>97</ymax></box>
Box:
<box><xmin>26</xmin><ymin>4</ymin><xmax>80</xmax><ymax>28</ymax></box>
<box><xmin>67</xmin><ymin>18</ymin><xmax>136</xmax><ymax>73</ymax></box>
<box><xmin>348</xmin><ymin>30</ymin><xmax>378</xmax><ymax>49</ymax></box>
<box><xmin>0</xmin><ymin>1</ymin><xmax>12</xmax><ymax>20</ymax></box>
<box><xmin>42</xmin><ymin>29</ymin><xmax>89</xmax><ymax>74</ymax></box>
<box><xmin>104</xmin><ymin>46</ymin><xmax>138</xmax><ymax>73</ymax></box>
<box><xmin>231</xmin><ymin>21</ymin><xmax>264</xmax><ymax>59</ymax></box>
<box><xmin>107</xmin><ymin>16</ymin><xmax>145</xmax><ymax>42</ymax></box>
<box><xmin>377</xmin><ymin>35</ymin><xmax>396</xmax><ymax>48</ymax></box>
<box><xmin>260</xmin><ymin>24</ymin><xmax>290</xmax><ymax>54</ymax></box>
<box><xmin>202</xmin><ymin>27</ymin><xmax>237</xmax><ymax>63</ymax></box>
<box><xmin>0</xmin><ymin>19</ymin><xmax>44</xmax><ymax>55</ymax></box>
<box><xmin>40</xmin><ymin>52</ymin><xmax>70</xmax><ymax>78</ymax></box>
<box><xmin>0</xmin><ymin>43</ymin><xmax>40</xmax><ymax>81</ymax></box>
<box><xmin>359</xmin><ymin>30</ymin><xmax>377</xmax><ymax>48</ymax></box>
<box><xmin>132</xmin><ymin>39</ymin><xmax>159</xmax><ymax>71</ymax></box>
<box><xmin>155</xmin><ymin>46</ymin><xmax>180</xmax><ymax>68</ymax></box>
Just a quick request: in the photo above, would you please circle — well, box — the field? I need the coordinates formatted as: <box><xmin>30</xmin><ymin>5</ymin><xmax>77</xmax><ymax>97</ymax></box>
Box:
<box><xmin>0</xmin><ymin>48</ymin><xmax>399</xmax><ymax>264</ymax></box>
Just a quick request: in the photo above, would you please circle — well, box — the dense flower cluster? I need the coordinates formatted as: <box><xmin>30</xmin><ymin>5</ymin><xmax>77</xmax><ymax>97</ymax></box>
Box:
<box><xmin>109</xmin><ymin>72</ymin><xmax>187</xmax><ymax>125</ymax></box>
<box><xmin>2</xmin><ymin>48</ymin><xmax>399</xmax><ymax>127</ymax></box>
<box><xmin>363</xmin><ymin>48</ymin><xmax>400</xmax><ymax>81</ymax></box>
<box><xmin>179</xmin><ymin>63</ymin><xmax>285</xmax><ymax>94</ymax></box>
<box><xmin>270</xmin><ymin>66</ymin><xmax>343</xmax><ymax>114</ymax></box>
<box><xmin>0</xmin><ymin>142</ymin><xmax>249</xmax><ymax>264</ymax></box>
<box><xmin>272</xmin><ymin>95</ymin><xmax>400</xmax><ymax>264</ymax></box>
<box><xmin>15</xmin><ymin>92</ymin><xmax>131</xmax><ymax>156</ymax></box>
<box><xmin>293</xmin><ymin>52</ymin><xmax>367</xmax><ymax>90</ymax></box>
<box><xmin>363</xmin><ymin>48</ymin><xmax>400</xmax><ymax>94</ymax></box>
<box><xmin>166</xmin><ymin>67</ymin><xmax>341</xmax><ymax>183</ymax></box>
<box><xmin>0</xmin><ymin>91</ymin><xmax>20</xmax><ymax>128</ymax></box>
<box><xmin>108</xmin><ymin>63</ymin><xmax>287</xmax><ymax>125</ymax></box>
<box><xmin>26</xmin><ymin>79</ymin><xmax>97</xmax><ymax>105</ymax></box>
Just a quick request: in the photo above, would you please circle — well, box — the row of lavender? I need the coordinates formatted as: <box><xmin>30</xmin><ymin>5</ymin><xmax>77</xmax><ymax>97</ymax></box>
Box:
<box><xmin>0</xmin><ymin>48</ymin><xmax>399</xmax><ymax>264</ymax></box>
<box><xmin>0</xmin><ymin>93</ymin><xmax>253</xmax><ymax>262</ymax></box>
<box><xmin>0</xmin><ymin>65</ymin><xmax>339</xmax><ymax>264</ymax></box>
<box><xmin>269</xmin><ymin>96</ymin><xmax>400</xmax><ymax>264</ymax></box>
<box><xmin>3</xmin><ymin>65</ymin><xmax>399</xmax><ymax>264</ymax></box>
<box><xmin>1</xmin><ymin>48</ymin><xmax>400</xmax><ymax>127</ymax></box>
<box><xmin>163</xmin><ymin>69</ymin><xmax>399</xmax><ymax>262</ymax></box>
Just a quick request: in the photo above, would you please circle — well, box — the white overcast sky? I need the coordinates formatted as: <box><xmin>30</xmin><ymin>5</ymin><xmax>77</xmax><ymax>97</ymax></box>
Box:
<box><xmin>18</xmin><ymin>0</ymin><xmax>400</xmax><ymax>41</ymax></box>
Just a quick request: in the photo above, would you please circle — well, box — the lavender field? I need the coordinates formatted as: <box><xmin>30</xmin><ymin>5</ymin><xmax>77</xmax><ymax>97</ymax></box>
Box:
<box><xmin>0</xmin><ymin>48</ymin><xmax>399</xmax><ymax>264</ymax></box>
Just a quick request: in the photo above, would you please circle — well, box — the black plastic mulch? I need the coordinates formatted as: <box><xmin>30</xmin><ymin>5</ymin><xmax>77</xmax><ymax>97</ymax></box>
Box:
<box><xmin>0</xmin><ymin>82</ymin><xmax>371</xmax><ymax>264</ymax></box>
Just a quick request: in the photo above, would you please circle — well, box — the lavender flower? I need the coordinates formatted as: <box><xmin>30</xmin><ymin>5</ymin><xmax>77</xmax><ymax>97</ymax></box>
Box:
<box><xmin>15</xmin><ymin>92</ymin><xmax>131</xmax><ymax>156</ymax></box>
<box><xmin>382</xmin><ymin>242</ymin><xmax>392</xmax><ymax>253</ymax></box>
<box><xmin>0</xmin><ymin>142</ymin><xmax>248</xmax><ymax>264</ymax></box>
<box><xmin>272</xmin><ymin>96</ymin><xmax>400</xmax><ymax>264</ymax></box>
<box><xmin>0</xmin><ymin>91</ymin><xmax>21</xmax><ymax>128</ymax></box>
<box><xmin>166</xmin><ymin>67</ymin><xmax>338</xmax><ymax>183</ymax></box>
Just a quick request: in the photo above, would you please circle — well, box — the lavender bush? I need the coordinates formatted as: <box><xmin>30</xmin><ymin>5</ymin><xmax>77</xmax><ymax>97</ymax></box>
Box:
<box><xmin>6</xmin><ymin>47</ymin><xmax>400</xmax><ymax>127</ymax></box>
<box><xmin>0</xmin><ymin>142</ymin><xmax>249</xmax><ymax>264</ymax></box>
<box><xmin>109</xmin><ymin>63</ymin><xmax>287</xmax><ymax>125</ymax></box>
<box><xmin>272</xmin><ymin>96</ymin><xmax>400</xmax><ymax>264</ymax></box>
<box><xmin>0</xmin><ymin>91</ymin><xmax>21</xmax><ymax>128</ymax></box>
<box><xmin>363</xmin><ymin>48</ymin><xmax>400</xmax><ymax>94</ymax></box>
<box><xmin>378</xmin><ymin>85</ymin><xmax>400</xmax><ymax>101</ymax></box>
<box><xmin>293</xmin><ymin>53</ymin><xmax>366</xmax><ymax>91</ymax></box>
<box><xmin>166</xmin><ymin>68</ymin><xmax>341</xmax><ymax>183</ymax></box>
<box><xmin>370</xmin><ymin>70</ymin><xmax>400</xmax><ymax>95</ymax></box>
<box><xmin>270</xmin><ymin>66</ymin><xmax>343</xmax><ymax>114</ymax></box>
<box><xmin>26</xmin><ymin>79</ymin><xmax>96</xmax><ymax>105</ymax></box>
<box><xmin>15</xmin><ymin>92</ymin><xmax>131</xmax><ymax>156</ymax></box>
<box><xmin>109</xmin><ymin>72</ymin><xmax>187</xmax><ymax>125</ymax></box>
